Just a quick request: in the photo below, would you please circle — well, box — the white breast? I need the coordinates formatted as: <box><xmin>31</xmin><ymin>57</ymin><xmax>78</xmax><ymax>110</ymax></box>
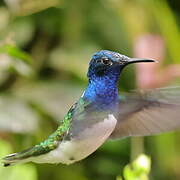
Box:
<box><xmin>32</xmin><ymin>114</ymin><xmax>117</xmax><ymax>164</ymax></box>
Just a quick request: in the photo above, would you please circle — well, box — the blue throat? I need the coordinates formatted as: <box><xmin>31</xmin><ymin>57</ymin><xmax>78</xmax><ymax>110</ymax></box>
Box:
<box><xmin>83</xmin><ymin>73</ymin><xmax>119</xmax><ymax>110</ymax></box>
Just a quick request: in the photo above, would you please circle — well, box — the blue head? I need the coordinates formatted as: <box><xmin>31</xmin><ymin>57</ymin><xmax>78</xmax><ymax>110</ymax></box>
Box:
<box><xmin>88</xmin><ymin>50</ymin><xmax>129</xmax><ymax>82</ymax></box>
<box><xmin>84</xmin><ymin>50</ymin><xmax>155</xmax><ymax>109</ymax></box>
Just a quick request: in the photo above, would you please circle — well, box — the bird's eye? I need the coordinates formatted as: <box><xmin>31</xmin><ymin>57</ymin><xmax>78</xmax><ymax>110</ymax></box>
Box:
<box><xmin>96</xmin><ymin>59</ymin><xmax>101</xmax><ymax>63</ymax></box>
<box><xmin>101</xmin><ymin>58</ymin><xmax>112</xmax><ymax>66</ymax></box>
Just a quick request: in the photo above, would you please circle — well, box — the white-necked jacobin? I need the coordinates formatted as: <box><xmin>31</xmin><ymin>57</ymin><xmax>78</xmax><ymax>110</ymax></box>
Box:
<box><xmin>2</xmin><ymin>50</ymin><xmax>180</xmax><ymax>166</ymax></box>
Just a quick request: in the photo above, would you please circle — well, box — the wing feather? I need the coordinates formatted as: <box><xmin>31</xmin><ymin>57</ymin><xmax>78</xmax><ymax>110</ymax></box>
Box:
<box><xmin>110</xmin><ymin>87</ymin><xmax>180</xmax><ymax>139</ymax></box>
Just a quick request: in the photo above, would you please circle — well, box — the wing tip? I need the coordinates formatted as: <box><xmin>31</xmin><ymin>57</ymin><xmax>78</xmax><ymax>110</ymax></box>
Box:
<box><xmin>1</xmin><ymin>153</ymin><xmax>20</xmax><ymax>167</ymax></box>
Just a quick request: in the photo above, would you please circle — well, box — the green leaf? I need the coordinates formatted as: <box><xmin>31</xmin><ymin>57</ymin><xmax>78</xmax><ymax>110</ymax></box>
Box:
<box><xmin>0</xmin><ymin>44</ymin><xmax>32</xmax><ymax>64</ymax></box>
<box><xmin>0</xmin><ymin>44</ymin><xmax>35</xmax><ymax>77</ymax></box>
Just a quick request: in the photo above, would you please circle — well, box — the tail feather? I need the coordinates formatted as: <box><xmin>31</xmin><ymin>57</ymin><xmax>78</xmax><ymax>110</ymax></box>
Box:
<box><xmin>2</xmin><ymin>140</ymin><xmax>59</xmax><ymax>167</ymax></box>
<box><xmin>2</xmin><ymin>124</ymin><xmax>66</xmax><ymax>167</ymax></box>
<box><xmin>2</xmin><ymin>147</ymin><xmax>34</xmax><ymax>167</ymax></box>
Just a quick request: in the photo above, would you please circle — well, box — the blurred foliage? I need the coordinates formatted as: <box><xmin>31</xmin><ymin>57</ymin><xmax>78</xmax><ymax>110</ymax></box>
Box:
<box><xmin>0</xmin><ymin>0</ymin><xmax>179</xmax><ymax>180</ymax></box>
<box><xmin>117</xmin><ymin>154</ymin><xmax>151</xmax><ymax>180</ymax></box>
<box><xmin>0</xmin><ymin>44</ymin><xmax>32</xmax><ymax>64</ymax></box>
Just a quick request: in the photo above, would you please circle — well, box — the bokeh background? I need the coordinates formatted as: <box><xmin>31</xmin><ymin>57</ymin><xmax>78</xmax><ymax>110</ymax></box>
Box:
<box><xmin>0</xmin><ymin>0</ymin><xmax>180</xmax><ymax>179</ymax></box>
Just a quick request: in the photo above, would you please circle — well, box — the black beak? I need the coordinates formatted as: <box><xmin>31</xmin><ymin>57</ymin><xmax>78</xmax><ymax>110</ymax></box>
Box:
<box><xmin>125</xmin><ymin>58</ymin><xmax>157</xmax><ymax>65</ymax></box>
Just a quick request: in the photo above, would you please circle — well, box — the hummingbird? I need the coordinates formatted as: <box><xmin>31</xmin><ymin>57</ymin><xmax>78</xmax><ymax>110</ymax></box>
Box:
<box><xmin>2</xmin><ymin>50</ymin><xmax>180</xmax><ymax>167</ymax></box>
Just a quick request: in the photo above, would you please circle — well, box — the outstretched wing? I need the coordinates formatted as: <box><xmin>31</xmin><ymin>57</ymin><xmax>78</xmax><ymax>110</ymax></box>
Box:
<box><xmin>110</xmin><ymin>87</ymin><xmax>180</xmax><ymax>139</ymax></box>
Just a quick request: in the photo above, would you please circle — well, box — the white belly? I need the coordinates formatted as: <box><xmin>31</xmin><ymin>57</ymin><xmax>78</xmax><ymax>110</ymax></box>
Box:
<box><xmin>32</xmin><ymin>114</ymin><xmax>117</xmax><ymax>165</ymax></box>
